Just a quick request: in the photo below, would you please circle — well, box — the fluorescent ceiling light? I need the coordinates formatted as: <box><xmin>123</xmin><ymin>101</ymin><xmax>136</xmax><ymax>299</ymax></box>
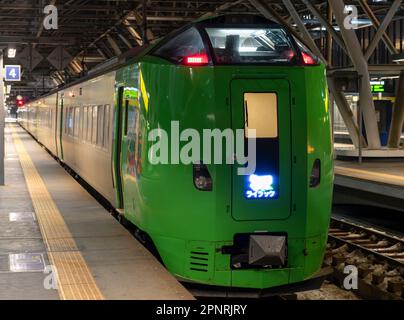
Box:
<box><xmin>7</xmin><ymin>48</ymin><xmax>16</xmax><ymax>58</ymax></box>
<box><xmin>392</xmin><ymin>53</ymin><xmax>404</xmax><ymax>63</ymax></box>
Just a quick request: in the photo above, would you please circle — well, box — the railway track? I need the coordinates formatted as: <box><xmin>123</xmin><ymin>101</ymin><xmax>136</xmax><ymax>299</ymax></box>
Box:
<box><xmin>326</xmin><ymin>217</ymin><xmax>404</xmax><ymax>299</ymax></box>
<box><xmin>329</xmin><ymin>217</ymin><xmax>404</xmax><ymax>266</ymax></box>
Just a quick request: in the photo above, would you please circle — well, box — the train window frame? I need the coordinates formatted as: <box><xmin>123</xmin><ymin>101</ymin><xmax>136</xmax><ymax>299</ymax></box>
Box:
<box><xmin>79</xmin><ymin>106</ymin><xmax>84</xmax><ymax>140</ymax></box>
<box><xmin>92</xmin><ymin>106</ymin><xmax>98</xmax><ymax>145</ymax></box>
<box><xmin>87</xmin><ymin>106</ymin><xmax>93</xmax><ymax>143</ymax></box>
<box><xmin>151</xmin><ymin>26</ymin><xmax>213</xmax><ymax>66</ymax></box>
<box><xmin>97</xmin><ymin>105</ymin><xmax>105</xmax><ymax>148</ymax></box>
<box><xmin>66</xmin><ymin>107</ymin><xmax>74</xmax><ymax>137</ymax></box>
<box><xmin>104</xmin><ymin>104</ymin><xmax>111</xmax><ymax>149</ymax></box>
<box><xmin>244</xmin><ymin>92</ymin><xmax>279</xmax><ymax>139</ymax></box>
<box><xmin>64</xmin><ymin>108</ymin><xmax>68</xmax><ymax>134</ymax></box>
<box><xmin>83</xmin><ymin>106</ymin><xmax>88</xmax><ymax>142</ymax></box>
<box><xmin>200</xmin><ymin>24</ymin><xmax>299</xmax><ymax>66</ymax></box>
<box><xmin>148</xmin><ymin>17</ymin><xmax>317</xmax><ymax>67</ymax></box>
<box><xmin>74</xmin><ymin>107</ymin><xmax>80</xmax><ymax>138</ymax></box>
<box><xmin>70</xmin><ymin>107</ymin><xmax>74</xmax><ymax>137</ymax></box>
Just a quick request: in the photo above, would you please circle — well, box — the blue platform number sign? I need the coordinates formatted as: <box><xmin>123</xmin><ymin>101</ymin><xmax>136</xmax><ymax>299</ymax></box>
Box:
<box><xmin>4</xmin><ymin>65</ymin><xmax>21</xmax><ymax>82</ymax></box>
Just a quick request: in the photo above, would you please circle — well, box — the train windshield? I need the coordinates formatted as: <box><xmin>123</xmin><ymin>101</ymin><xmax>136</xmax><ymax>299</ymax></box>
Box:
<box><xmin>153</xmin><ymin>27</ymin><xmax>207</xmax><ymax>64</ymax></box>
<box><xmin>205</xmin><ymin>27</ymin><xmax>296</xmax><ymax>65</ymax></box>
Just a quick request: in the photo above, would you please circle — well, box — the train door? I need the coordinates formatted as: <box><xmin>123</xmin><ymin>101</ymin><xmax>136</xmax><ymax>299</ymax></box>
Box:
<box><xmin>112</xmin><ymin>87</ymin><xmax>127</xmax><ymax>209</ymax></box>
<box><xmin>230</xmin><ymin>79</ymin><xmax>292</xmax><ymax>221</ymax></box>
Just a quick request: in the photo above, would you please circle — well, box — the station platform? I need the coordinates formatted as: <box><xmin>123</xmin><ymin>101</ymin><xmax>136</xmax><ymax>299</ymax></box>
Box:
<box><xmin>334</xmin><ymin>158</ymin><xmax>404</xmax><ymax>211</ymax></box>
<box><xmin>0</xmin><ymin>122</ymin><xmax>194</xmax><ymax>300</ymax></box>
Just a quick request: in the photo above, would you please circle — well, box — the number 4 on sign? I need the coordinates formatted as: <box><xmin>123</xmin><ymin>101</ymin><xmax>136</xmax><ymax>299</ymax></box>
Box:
<box><xmin>9</xmin><ymin>69</ymin><xmax>16</xmax><ymax>78</ymax></box>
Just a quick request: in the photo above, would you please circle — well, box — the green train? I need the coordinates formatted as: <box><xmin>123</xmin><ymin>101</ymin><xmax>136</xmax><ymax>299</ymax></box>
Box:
<box><xmin>19</xmin><ymin>14</ymin><xmax>333</xmax><ymax>296</ymax></box>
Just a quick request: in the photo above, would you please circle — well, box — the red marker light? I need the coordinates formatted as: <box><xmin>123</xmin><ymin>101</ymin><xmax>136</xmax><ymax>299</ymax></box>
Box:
<box><xmin>184</xmin><ymin>53</ymin><xmax>209</xmax><ymax>66</ymax></box>
<box><xmin>283</xmin><ymin>49</ymin><xmax>296</xmax><ymax>61</ymax></box>
<box><xmin>17</xmin><ymin>100</ymin><xmax>24</xmax><ymax>107</ymax></box>
<box><xmin>302</xmin><ymin>52</ymin><xmax>317</xmax><ymax>65</ymax></box>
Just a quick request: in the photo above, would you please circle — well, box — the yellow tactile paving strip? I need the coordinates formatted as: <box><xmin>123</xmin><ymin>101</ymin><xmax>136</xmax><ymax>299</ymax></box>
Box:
<box><xmin>11</xmin><ymin>126</ymin><xmax>104</xmax><ymax>300</ymax></box>
<box><xmin>335</xmin><ymin>166</ymin><xmax>404</xmax><ymax>187</ymax></box>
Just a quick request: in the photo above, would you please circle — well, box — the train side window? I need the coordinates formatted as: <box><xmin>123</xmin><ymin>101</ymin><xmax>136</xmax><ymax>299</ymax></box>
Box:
<box><xmin>80</xmin><ymin>107</ymin><xmax>84</xmax><ymax>140</ymax></box>
<box><xmin>74</xmin><ymin>107</ymin><xmax>80</xmax><ymax>138</ymax></box>
<box><xmin>104</xmin><ymin>104</ymin><xmax>110</xmax><ymax>148</ymax></box>
<box><xmin>67</xmin><ymin>107</ymin><xmax>74</xmax><ymax>136</ymax></box>
<box><xmin>153</xmin><ymin>27</ymin><xmax>208</xmax><ymax>64</ymax></box>
<box><xmin>71</xmin><ymin>107</ymin><xmax>75</xmax><ymax>136</ymax></box>
<box><xmin>83</xmin><ymin>107</ymin><xmax>88</xmax><ymax>141</ymax></box>
<box><xmin>64</xmin><ymin>108</ymin><xmax>67</xmax><ymax>134</ymax></box>
<box><xmin>244</xmin><ymin>93</ymin><xmax>278</xmax><ymax>139</ymax></box>
<box><xmin>92</xmin><ymin>106</ymin><xmax>98</xmax><ymax>145</ymax></box>
<box><xmin>97</xmin><ymin>105</ymin><xmax>104</xmax><ymax>147</ymax></box>
<box><xmin>87</xmin><ymin>106</ymin><xmax>93</xmax><ymax>143</ymax></box>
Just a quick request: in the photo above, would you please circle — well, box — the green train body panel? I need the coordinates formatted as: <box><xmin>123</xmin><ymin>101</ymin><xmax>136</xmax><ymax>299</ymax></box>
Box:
<box><xmin>115</xmin><ymin>54</ymin><xmax>333</xmax><ymax>289</ymax></box>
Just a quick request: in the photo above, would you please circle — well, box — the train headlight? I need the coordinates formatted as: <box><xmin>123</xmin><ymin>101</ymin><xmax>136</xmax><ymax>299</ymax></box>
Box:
<box><xmin>310</xmin><ymin>159</ymin><xmax>321</xmax><ymax>188</ymax></box>
<box><xmin>193</xmin><ymin>162</ymin><xmax>212</xmax><ymax>191</ymax></box>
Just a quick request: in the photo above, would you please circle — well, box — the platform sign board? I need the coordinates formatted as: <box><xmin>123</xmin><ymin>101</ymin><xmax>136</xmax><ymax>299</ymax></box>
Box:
<box><xmin>370</xmin><ymin>81</ymin><xmax>385</xmax><ymax>93</ymax></box>
<box><xmin>4</xmin><ymin>65</ymin><xmax>21</xmax><ymax>82</ymax></box>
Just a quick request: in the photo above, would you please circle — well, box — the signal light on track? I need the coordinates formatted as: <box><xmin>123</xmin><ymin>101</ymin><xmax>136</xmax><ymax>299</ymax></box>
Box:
<box><xmin>184</xmin><ymin>53</ymin><xmax>209</xmax><ymax>66</ymax></box>
<box><xmin>16</xmin><ymin>95</ymin><xmax>25</xmax><ymax>107</ymax></box>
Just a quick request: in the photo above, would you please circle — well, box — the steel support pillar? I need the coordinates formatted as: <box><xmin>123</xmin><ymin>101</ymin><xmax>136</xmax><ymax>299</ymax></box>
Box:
<box><xmin>116</xmin><ymin>32</ymin><xmax>133</xmax><ymax>49</ymax></box>
<box><xmin>388</xmin><ymin>71</ymin><xmax>404</xmax><ymax>148</ymax></box>
<box><xmin>358</xmin><ymin>0</ymin><xmax>398</xmax><ymax>55</ymax></box>
<box><xmin>364</xmin><ymin>0</ymin><xmax>402</xmax><ymax>61</ymax></box>
<box><xmin>142</xmin><ymin>0</ymin><xmax>149</xmax><ymax>45</ymax></box>
<box><xmin>106</xmin><ymin>35</ymin><xmax>122</xmax><ymax>56</ymax></box>
<box><xmin>282</xmin><ymin>0</ymin><xmax>326</xmax><ymax>63</ymax></box>
<box><xmin>328</xmin><ymin>76</ymin><xmax>366</xmax><ymax>148</ymax></box>
<box><xmin>248</xmin><ymin>0</ymin><xmax>314</xmax><ymax>55</ymax></box>
<box><xmin>329</xmin><ymin>0</ymin><xmax>381</xmax><ymax>149</ymax></box>
<box><xmin>123</xmin><ymin>19</ymin><xmax>143</xmax><ymax>46</ymax></box>
<box><xmin>326</xmin><ymin>3</ymin><xmax>333</xmax><ymax>64</ymax></box>
<box><xmin>301</xmin><ymin>0</ymin><xmax>348</xmax><ymax>56</ymax></box>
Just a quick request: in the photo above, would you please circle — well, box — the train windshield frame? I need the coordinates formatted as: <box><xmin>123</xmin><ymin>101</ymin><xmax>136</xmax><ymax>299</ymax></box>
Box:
<box><xmin>149</xmin><ymin>17</ymin><xmax>316</xmax><ymax>67</ymax></box>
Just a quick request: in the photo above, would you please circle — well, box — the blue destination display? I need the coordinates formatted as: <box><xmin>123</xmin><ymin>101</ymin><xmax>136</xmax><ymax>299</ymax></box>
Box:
<box><xmin>245</xmin><ymin>174</ymin><xmax>278</xmax><ymax>199</ymax></box>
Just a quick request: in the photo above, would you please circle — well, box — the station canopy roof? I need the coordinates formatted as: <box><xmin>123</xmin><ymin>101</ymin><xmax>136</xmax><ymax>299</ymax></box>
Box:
<box><xmin>0</xmin><ymin>0</ymin><xmax>402</xmax><ymax>104</ymax></box>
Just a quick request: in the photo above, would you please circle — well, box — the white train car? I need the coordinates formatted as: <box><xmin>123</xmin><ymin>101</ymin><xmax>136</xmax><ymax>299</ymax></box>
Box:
<box><xmin>58</xmin><ymin>72</ymin><xmax>116</xmax><ymax>205</ymax></box>
<box><xmin>18</xmin><ymin>72</ymin><xmax>118</xmax><ymax>207</ymax></box>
